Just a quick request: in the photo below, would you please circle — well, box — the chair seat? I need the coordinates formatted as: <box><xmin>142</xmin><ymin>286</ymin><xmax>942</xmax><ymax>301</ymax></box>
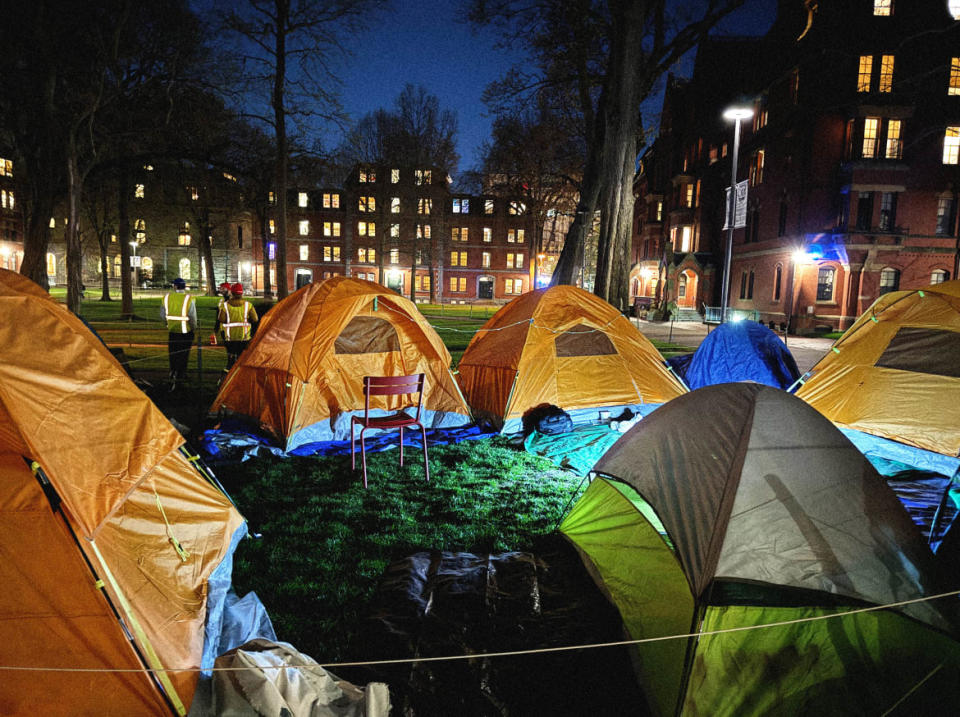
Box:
<box><xmin>353</xmin><ymin>413</ymin><xmax>420</xmax><ymax>429</ymax></box>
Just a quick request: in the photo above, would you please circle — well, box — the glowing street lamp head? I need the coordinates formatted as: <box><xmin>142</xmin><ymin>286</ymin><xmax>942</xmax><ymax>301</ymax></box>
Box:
<box><xmin>793</xmin><ymin>248</ymin><xmax>814</xmax><ymax>264</ymax></box>
<box><xmin>723</xmin><ymin>106</ymin><xmax>754</xmax><ymax>122</ymax></box>
<box><xmin>950</xmin><ymin>0</ymin><xmax>960</xmax><ymax>20</ymax></box>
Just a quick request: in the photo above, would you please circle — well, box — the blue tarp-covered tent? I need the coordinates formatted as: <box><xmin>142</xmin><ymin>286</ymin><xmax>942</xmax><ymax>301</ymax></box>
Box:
<box><xmin>671</xmin><ymin>320</ymin><xmax>800</xmax><ymax>390</ymax></box>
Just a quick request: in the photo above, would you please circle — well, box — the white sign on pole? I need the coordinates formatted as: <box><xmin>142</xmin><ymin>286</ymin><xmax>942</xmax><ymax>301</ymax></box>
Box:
<box><xmin>722</xmin><ymin>180</ymin><xmax>749</xmax><ymax>229</ymax></box>
<box><xmin>130</xmin><ymin>255</ymin><xmax>141</xmax><ymax>267</ymax></box>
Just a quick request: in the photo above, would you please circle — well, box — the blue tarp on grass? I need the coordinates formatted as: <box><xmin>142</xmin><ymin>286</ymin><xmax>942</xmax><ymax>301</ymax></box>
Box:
<box><xmin>201</xmin><ymin>423</ymin><xmax>496</xmax><ymax>462</ymax></box>
<box><xmin>670</xmin><ymin>320</ymin><xmax>800</xmax><ymax>390</ymax></box>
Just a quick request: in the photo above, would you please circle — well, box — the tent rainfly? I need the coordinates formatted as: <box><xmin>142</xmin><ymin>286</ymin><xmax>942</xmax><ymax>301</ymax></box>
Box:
<box><xmin>796</xmin><ymin>279</ymin><xmax>960</xmax><ymax>457</ymax></box>
<box><xmin>456</xmin><ymin>286</ymin><xmax>687</xmax><ymax>433</ymax></box>
<box><xmin>561</xmin><ymin>383</ymin><xmax>960</xmax><ymax>716</ymax></box>
<box><xmin>211</xmin><ymin>277</ymin><xmax>471</xmax><ymax>450</ymax></box>
<box><xmin>0</xmin><ymin>269</ymin><xmax>247</xmax><ymax>715</ymax></box>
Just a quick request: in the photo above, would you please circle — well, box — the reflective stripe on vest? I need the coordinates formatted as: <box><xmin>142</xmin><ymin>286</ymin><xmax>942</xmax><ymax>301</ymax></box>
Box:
<box><xmin>223</xmin><ymin>301</ymin><xmax>252</xmax><ymax>341</ymax></box>
<box><xmin>164</xmin><ymin>292</ymin><xmax>193</xmax><ymax>334</ymax></box>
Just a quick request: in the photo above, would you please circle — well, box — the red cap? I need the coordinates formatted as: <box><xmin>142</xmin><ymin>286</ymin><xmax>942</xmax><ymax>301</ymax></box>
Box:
<box><xmin>219</xmin><ymin>282</ymin><xmax>231</xmax><ymax>292</ymax></box>
<box><xmin>231</xmin><ymin>282</ymin><xmax>244</xmax><ymax>297</ymax></box>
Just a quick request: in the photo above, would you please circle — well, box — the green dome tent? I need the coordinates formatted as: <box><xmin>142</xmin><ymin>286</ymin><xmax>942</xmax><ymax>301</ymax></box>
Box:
<box><xmin>560</xmin><ymin>383</ymin><xmax>960</xmax><ymax>716</ymax></box>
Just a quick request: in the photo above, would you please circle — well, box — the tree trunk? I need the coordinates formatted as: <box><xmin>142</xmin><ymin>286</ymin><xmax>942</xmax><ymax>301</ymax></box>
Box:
<box><xmin>65</xmin><ymin>135</ymin><xmax>84</xmax><ymax>315</ymax></box>
<box><xmin>20</xmin><ymin>193</ymin><xmax>54</xmax><ymax>289</ymax></box>
<box><xmin>258</xmin><ymin>209</ymin><xmax>272</xmax><ymax>297</ymax></box>
<box><xmin>272</xmin><ymin>0</ymin><xmax>289</xmax><ymax>299</ymax></box>
<box><xmin>199</xmin><ymin>214</ymin><xmax>217</xmax><ymax>295</ymax></box>
<box><xmin>118</xmin><ymin>164</ymin><xmax>133</xmax><ymax>318</ymax></box>
<box><xmin>98</xmin><ymin>231</ymin><xmax>112</xmax><ymax>300</ymax></box>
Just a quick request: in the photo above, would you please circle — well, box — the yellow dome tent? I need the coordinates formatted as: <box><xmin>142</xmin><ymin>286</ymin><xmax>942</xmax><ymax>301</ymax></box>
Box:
<box><xmin>797</xmin><ymin>280</ymin><xmax>960</xmax><ymax>456</ymax></box>
<box><xmin>211</xmin><ymin>277</ymin><xmax>471</xmax><ymax>451</ymax></box>
<box><xmin>0</xmin><ymin>269</ymin><xmax>245</xmax><ymax>715</ymax></box>
<box><xmin>457</xmin><ymin>286</ymin><xmax>687</xmax><ymax>432</ymax></box>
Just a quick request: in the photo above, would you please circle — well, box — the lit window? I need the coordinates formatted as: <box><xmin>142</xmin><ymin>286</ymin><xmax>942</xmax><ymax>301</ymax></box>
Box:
<box><xmin>222</xmin><ymin>172</ymin><xmax>237</xmax><ymax>182</ymax></box>
<box><xmin>950</xmin><ymin>58</ymin><xmax>960</xmax><ymax>96</ymax></box>
<box><xmin>418</xmin><ymin>198</ymin><xmax>431</xmax><ymax>215</ymax></box>
<box><xmin>460</xmin><ymin>227</ymin><xmax>468</xmax><ymax>242</ymax></box>
<box><xmin>685</xmin><ymin>184</ymin><xmax>694</xmax><ymax>207</ymax></box>
<box><xmin>450</xmin><ymin>276</ymin><xmax>458</xmax><ymax>292</ymax></box>
<box><xmin>46</xmin><ymin>252</ymin><xmax>56</xmax><ymax>276</ymax></box>
<box><xmin>415</xmin><ymin>169</ymin><xmax>431</xmax><ymax>185</ymax></box>
<box><xmin>509</xmin><ymin>200</ymin><xmax>526</xmax><ymax>215</ymax></box>
<box><xmin>863</xmin><ymin>118</ymin><xmax>880</xmax><ymax>158</ymax></box>
<box><xmin>299</xmin><ymin>220</ymin><xmax>309</xmax><ymax>236</ymax></box>
<box><xmin>816</xmin><ymin>266</ymin><xmax>835</xmax><ymax>301</ymax></box>
<box><xmin>451</xmin><ymin>227</ymin><xmax>460</xmax><ymax>242</ymax></box>
<box><xmin>135</xmin><ymin>184</ymin><xmax>144</xmax><ymax>199</ymax></box>
<box><xmin>507</xmin><ymin>253</ymin><xmax>524</xmax><ymax>269</ymax></box>
<box><xmin>931</xmin><ymin>269</ymin><xmax>949</xmax><ymax>284</ymax></box>
<box><xmin>358</xmin><ymin>221</ymin><xmax>375</xmax><ymax>236</ymax></box>
<box><xmin>269</xmin><ymin>219</ymin><xmax>275</xmax><ymax>235</ymax></box>
<box><xmin>135</xmin><ymin>219</ymin><xmax>146</xmax><ymax>232</ymax></box>
<box><xmin>879</xmin><ymin>192</ymin><xmax>897</xmax><ymax>230</ymax></box>
<box><xmin>323</xmin><ymin>246</ymin><xmax>341</xmax><ymax>262</ymax></box>
<box><xmin>656</xmin><ymin>201</ymin><xmax>663</xmax><ymax>221</ymax></box>
<box><xmin>873</xmin><ymin>0</ymin><xmax>892</xmax><ymax>15</ymax></box>
<box><xmin>944</xmin><ymin>127</ymin><xmax>960</xmax><ymax>164</ymax></box>
<box><xmin>269</xmin><ymin>191</ymin><xmax>275</xmax><ymax>204</ymax></box>
<box><xmin>268</xmin><ymin>243</ymin><xmax>276</xmax><ymax>260</ymax></box>
<box><xmin>505</xmin><ymin>279</ymin><xmax>514</xmax><ymax>295</ymax></box>
<box><xmin>391</xmin><ymin>197</ymin><xmax>400</xmax><ymax>213</ymax></box>
<box><xmin>459</xmin><ymin>277</ymin><xmax>466</xmax><ymax>292</ymax></box>
<box><xmin>695</xmin><ymin>179</ymin><xmax>701</xmax><ymax>208</ymax></box>
<box><xmin>417</xmin><ymin>224</ymin><xmax>431</xmax><ymax>239</ymax></box>
<box><xmin>390</xmin><ymin>248</ymin><xmax>399</xmax><ymax>264</ymax></box>
<box><xmin>323</xmin><ymin>221</ymin><xmax>341</xmax><ymax>237</ymax></box>
<box><xmin>450</xmin><ymin>251</ymin><xmax>459</xmax><ymax>266</ymax></box>
<box><xmin>858</xmin><ymin>56</ymin><xmax>873</xmax><ymax>92</ymax></box>
<box><xmin>937</xmin><ymin>197</ymin><xmax>957</xmax><ymax>234</ymax></box>
<box><xmin>0</xmin><ymin>158</ymin><xmax>14</xmax><ymax>177</ymax></box>
<box><xmin>482</xmin><ymin>251</ymin><xmax>491</xmax><ymax>268</ymax></box>
<box><xmin>517</xmin><ymin>228</ymin><xmax>525</xmax><ymax>243</ymax></box>
<box><xmin>485</xmin><ymin>199</ymin><xmax>494</xmax><ymax>214</ymax></box>
<box><xmin>323</xmin><ymin>192</ymin><xmax>339</xmax><ymax>208</ymax></box>
<box><xmin>483</xmin><ymin>227</ymin><xmax>491</xmax><ymax>242</ymax></box>
<box><xmin>111</xmin><ymin>234</ymin><xmax>117</xmax><ymax>243</ymax></box>
<box><xmin>879</xmin><ymin>55</ymin><xmax>894</xmax><ymax>93</ymax></box>
<box><xmin>357</xmin><ymin>247</ymin><xmax>376</xmax><ymax>263</ymax></box>
<box><xmin>879</xmin><ymin>267</ymin><xmax>900</xmax><ymax>295</ymax></box>
<box><xmin>508</xmin><ymin>229</ymin><xmax>516</xmax><ymax>243</ymax></box>
<box><xmin>0</xmin><ymin>189</ymin><xmax>13</xmax><ymax>209</ymax></box>
<box><xmin>391</xmin><ymin>168</ymin><xmax>399</xmax><ymax>183</ymax></box>
<box><xmin>506</xmin><ymin>253</ymin><xmax>515</xmax><ymax>269</ymax></box>
<box><xmin>391</xmin><ymin>223</ymin><xmax>400</xmax><ymax>238</ymax></box>
<box><xmin>750</xmin><ymin>150</ymin><xmax>765</xmax><ymax>185</ymax></box>
<box><xmin>359</xmin><ymin>196</ymin><xmax>375</xmax><ymax>212</ymax></box>
<box><xmin>178</xmin><ymin>231</ymin><xmax>191</xmax><ymax>246</ymax></box>
<box><xmin>300</xmin><ymin>244</ymin><xmax>309</xmax><ymax>261</ymax></box>
<box><xmin>359</xmin><ymin>169</ymin><xmax>375</xmax><ymax>183</ymax></box>
<box><xmin>453</xmin><ymin>198</ymin><xmax>470</xmax><ymax>213</ymax></box>
<box><xmin>885</xmin><ymin>119</ymin><xmax>902</xmax><ymax>159</ymax></box>
<box><xmin>298</xmin><ymin>192</ymin><xmax>308</xmax><ymax>208</ymax></box>
<box><xmin>516</xmin><ymin>253</ymin><xmax>524</xmax><ymax>269</ymax></box>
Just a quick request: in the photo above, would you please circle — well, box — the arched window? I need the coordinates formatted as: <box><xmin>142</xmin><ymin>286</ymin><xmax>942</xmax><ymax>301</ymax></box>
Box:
<box><xmin>773</xmin><ymin>264</ymin><xmax>783</xmax><ymax>301</ymax></box>
<box><xmin>141</xmin><ymin>256</ymin><xmax>153</xmax><ymax>279</ymax></box>
<box><xmin>113</xmin><ymin>254</ymin><xmax>122</xmax><ymax>278</ymax></box>
<box><xmin>931</xmin><ymin>269</ymin><xmax>949</xmax><ymax>284</ymax></box>
<box><xmin>816</xmin><ymin>266</ymin><xmax>836</xmax><ymax>301</ymax></box>
<box><xmin>179</xmin><ymin>257</ymin><xmax>191</xmax><ymax>280</ymax></box>
<box><xmin>879</xmin><ymin>267</ymin><xmax>900</xmax><ymax>295</ymax></box>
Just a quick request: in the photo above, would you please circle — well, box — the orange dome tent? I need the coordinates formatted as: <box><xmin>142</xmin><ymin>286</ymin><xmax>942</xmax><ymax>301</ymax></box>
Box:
<box><xmin>0</xmin><ymin>269</ymin><xmax>246</xmax><ymax>715</ymax></box>
<box><xmin>211</xmin><ymin>277</ymin><xmax>472</xmax><ymax>450</ymax></box>
<box><xmin>457</xmin><ymin>286</ymin><xmax>687</xmax><ymax>432</ymax></box>
<box><xmin>797</xmin><ymin>280</ymin><xmax>960</xmax><ymax>457</ymax></box>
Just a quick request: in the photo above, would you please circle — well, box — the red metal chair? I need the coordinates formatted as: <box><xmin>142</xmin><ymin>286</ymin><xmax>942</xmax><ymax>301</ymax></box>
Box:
<box><xmin>350</xmin><ymin>373</ymin><xmax>430</xmax><ymax>488</ymax></box>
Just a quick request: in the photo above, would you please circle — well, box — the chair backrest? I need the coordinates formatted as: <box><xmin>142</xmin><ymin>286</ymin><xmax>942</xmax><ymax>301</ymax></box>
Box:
<box><xmin>363</xmin><ymin>373</ymin><xmax>425</xmax><ymax>419</ymax></box>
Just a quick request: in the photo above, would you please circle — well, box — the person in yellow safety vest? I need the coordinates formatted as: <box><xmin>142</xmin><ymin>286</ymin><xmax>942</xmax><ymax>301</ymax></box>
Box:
<box><xmin>211</xmin><ymin>282</ymin><xmax>232</xmax><ymax>345</ymax></box>
<box><xmin>219</xmin><ymin>282</ymin><xmax>259</xmax><ymax>372</ymax></box>
<box><xmin>160</xmin><ymin>277</ymin><xmax>197</xmax><ymax>389</ymax></box>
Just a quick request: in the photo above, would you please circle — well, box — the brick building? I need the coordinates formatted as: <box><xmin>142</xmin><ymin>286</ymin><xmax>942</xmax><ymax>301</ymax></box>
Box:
<box><xmin>0</xmin><ymin>153</ymin><xmax>20</xmax><ymax>273</ymax></box>
<box><xmin>258</xmin><ymin>164</ymin><xmax>539</xmax><ymax>302</ymax></box>
<box><xmin>633</xmin><ymin>0</ymin><xmax>960</xmax><ymax>330</ymax></box>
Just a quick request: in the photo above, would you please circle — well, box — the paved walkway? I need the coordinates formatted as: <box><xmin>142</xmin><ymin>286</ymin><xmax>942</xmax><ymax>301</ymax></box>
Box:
<box><xmin>631</xmin><ymin>318</ymin><xmax>834</xmax><ymax>375</ymax></box>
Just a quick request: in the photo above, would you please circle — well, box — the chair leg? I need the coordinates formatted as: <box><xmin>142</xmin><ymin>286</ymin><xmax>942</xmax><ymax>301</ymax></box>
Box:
<box><xmin>399</xmin><ymin>425</ymin><xmax>404</xmax><ymax>466</ymax></box>
<box><xmin>361</xmin><ymin>429</ymin><xmax>368</xmax><ymax>489</ymax></box>
<box><xmin>350</xmin><ymin>420</ymin><xmax>356</xmax><ymax>471</ymax></box>
<box><xmin>421</xmin><ymin>424</ymin><xmax>430</xmax><ymax>483</ymax></box>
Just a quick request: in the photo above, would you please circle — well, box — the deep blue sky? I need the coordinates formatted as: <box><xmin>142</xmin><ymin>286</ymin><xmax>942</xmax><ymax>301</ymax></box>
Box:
<box><xmin>322</xmin><ymin>0</ymin><xmax>778</xmax><ymax>176</ymax></box>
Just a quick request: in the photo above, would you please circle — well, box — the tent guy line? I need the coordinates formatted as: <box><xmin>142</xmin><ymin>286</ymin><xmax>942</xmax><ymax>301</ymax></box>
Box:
<box><xmin>1</xmin><ymin>587</ymin><xmax>957</xmax><ymax>674</ymax></box>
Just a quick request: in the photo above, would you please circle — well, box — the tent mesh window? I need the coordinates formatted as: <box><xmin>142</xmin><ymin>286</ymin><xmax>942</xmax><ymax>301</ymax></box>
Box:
<box><xmin>874</xmin><ymin>327</ymin><xmax>960</xmax><ymax>378</ymax></box>
<box><xmin>554</xmin><ymin>324</ymin><xmax>617</xmax><ymax>357</ymax></box>
<box><xmin>334</xmin><ymin>315</ymin><xmax>401</xmax><ymax>354</ymax></box>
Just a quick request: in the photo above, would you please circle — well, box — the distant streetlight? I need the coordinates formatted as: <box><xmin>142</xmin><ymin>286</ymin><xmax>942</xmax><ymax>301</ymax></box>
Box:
<box><xmin>950</xmin><ymin>0</ymin><xmax>960</xmax><ymax>20</ymax></box>
<box><xmin>537</xmin><ymin>253</ymin><xmax>546</xmax><ymax>287</ymax></box>
<box><xmin>719</xmin><ymin>105</ymin><xmax>754</xmax><ymax>323</ymax></box>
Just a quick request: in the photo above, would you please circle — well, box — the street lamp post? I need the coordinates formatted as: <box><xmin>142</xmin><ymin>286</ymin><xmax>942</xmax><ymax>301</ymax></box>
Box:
<box><xmin>720</xmin><ymin>106</ymin><xmax>754</xmax><ymax>323</ymax></box>
<box><xmin>129</xmin><ymin>241</ymin><xmax>138</xmax><ymax>291</ymax></box>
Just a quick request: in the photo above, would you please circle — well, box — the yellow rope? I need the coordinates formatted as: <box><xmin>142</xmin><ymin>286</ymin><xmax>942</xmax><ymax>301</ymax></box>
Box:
<box><xmin>154</xmin><ymin>488</ymin><xmax>191</xmax><ymax>563</ymax></box>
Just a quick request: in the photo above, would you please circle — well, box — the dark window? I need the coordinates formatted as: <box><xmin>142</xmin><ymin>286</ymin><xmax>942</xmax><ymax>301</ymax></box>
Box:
<box><xmin>739</xmin><ymin>272</ymin><xmax>747</xmax><ymax>299</ymax></box>
<box><xmin>237</xmin><ymin>225</ymin><xmax>243</xmax><ymax>248</ymax></box>
<box><xmin>773</xmin><ymin>265</ymin><xmax>782</xmax><ymax>301</ymax></box>
<box><xmin>747</xmin><ymin>270</ymin><xmax>755</xmax><ymax>300</ymax></box>
<box><xmin>879</xmin><ymin>268</ymin><xmax>899</xmax><ymax>295</ymax></box>
<box><xmin>749</xmin><ymin>209</ymin><xmax>760</xmax><ymax>243</ymax></box>
<box><xmin>817</xmin><ymin>267</ymin><xmax>835</xmax><ymax>301</ymax></box>
<box><xmin>936</xmin><ymin>197</ymin><xmax>957</xmax><ymax>235</ymax></box>
<box><xmin>876</xmin><ymin>328</ymin><xmax>960</xmax><ymax>378</ymax></box>
<box><xmin>856</xmin><ymin>193</ymin><xmax>873</xmax><ymax>230</ymax></box>
<box><xmin>878</xmin><ymin>192</ymin><xmax>897</xmax><ymax>231</ymax></box>
<box><xmin>778</xmin><ymin>201</ymin><xmax>787</xmax><ymax>237</ymax></box>
<box><xmin>554</xmin><ymin>324</ymin><xmax>617</xmax><ymax>357</ymax></box>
